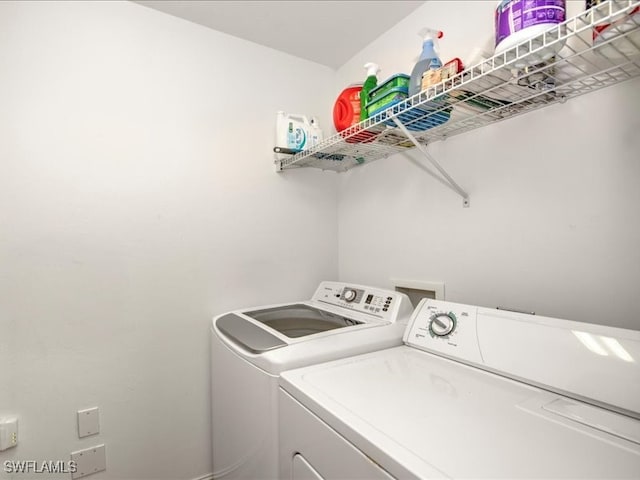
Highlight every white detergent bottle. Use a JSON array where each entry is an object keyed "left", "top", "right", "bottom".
[
  {"left": 409, "top": 28, "right": 443, "bottom": 97},
  {"left": 275, "top": 111, "right": 312, "bottom": 152}
]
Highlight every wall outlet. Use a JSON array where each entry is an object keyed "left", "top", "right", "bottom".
[
  {"left": 0, "top": 418, "right": 18, "bottom": 451},
  {"left": 71, "top": 444, "right": 106, "bottom": 479},
  {"left": 77, "top": 407, "right": 100, "bottom": 438}
]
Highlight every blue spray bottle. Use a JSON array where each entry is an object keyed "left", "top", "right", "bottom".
[{"left": 409, "top": 28, "right": 443, "bottom": 97}]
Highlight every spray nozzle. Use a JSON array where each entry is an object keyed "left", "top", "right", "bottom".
[
  {"left": 419, "top": 28, "right": 444, "bottom": 42},
  {"left": 363, "top": 62, "right": 381, "bottom": 78}
]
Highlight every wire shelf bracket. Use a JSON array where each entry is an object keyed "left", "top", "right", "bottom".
[{"left": 391, "top": 117, "right": 470, "bottom": 207}]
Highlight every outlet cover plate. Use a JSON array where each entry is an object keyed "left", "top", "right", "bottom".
[
  {"left": 77, "top": 407, "right": 100, "bottom": 438},
  {"left": 71, "top": 444, "right": 106, "bottom": 479}
]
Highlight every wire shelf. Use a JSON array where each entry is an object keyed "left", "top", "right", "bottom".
[{"left": 276, "top": 0, "right": 640, "bottom": 173}]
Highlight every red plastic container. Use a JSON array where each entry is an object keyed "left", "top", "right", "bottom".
[
  {"left": 333, "top": 84, "right": 362, "bottom": 132},
  {"left": 333, "top": 84, "right": 378, "bottom": 144}
]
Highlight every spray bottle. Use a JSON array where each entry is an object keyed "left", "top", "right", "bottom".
[
  {"left": 309, "top": 117, "right": 323, "bottom": 147},
  {"left": 360, "top": 62, "right": 381, "bottom": 121},
  {"left": 409, "top": 29, "right": 443, "bottom": 97}
]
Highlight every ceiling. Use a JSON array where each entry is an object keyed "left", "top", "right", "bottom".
[{"left": 134, "top": 1, "right": 425, "bottom": 69}]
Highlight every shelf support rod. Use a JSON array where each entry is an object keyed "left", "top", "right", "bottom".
[{"left": 392, "top": 117, "right": 470, "bottom": 208}]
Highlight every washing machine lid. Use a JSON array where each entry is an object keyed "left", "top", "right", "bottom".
[
  {"left": 216, "top": 313, "right": 287, "bottom": 353},
  {"left": 280, "top": 347, "right": 640, "bottom": 479},
  {"left": 214, "top": 282, "right": 415, "bottom": 354},
  {"left": 243, "top": 304, "right": 363, "bottom": 339}
]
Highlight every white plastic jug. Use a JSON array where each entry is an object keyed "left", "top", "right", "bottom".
[{"left": 276, "top": 111, "right": 312, "bottom": 152}]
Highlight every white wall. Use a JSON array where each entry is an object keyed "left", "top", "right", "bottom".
[
  {"left": 0, "top": 1, "right": 338, "bottom": 479},
  {"left": 1, "top": 1, "right": 638, "bottom": 478},
  {"left": 336, "top": 1, "right": 640, "bottom": 329}
]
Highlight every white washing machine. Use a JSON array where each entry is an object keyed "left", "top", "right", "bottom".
[
  {"left": 210, "top": 281, "right": 413, "bottom": 480},
  {"left": 279, "top": 299, "right": 640, "bottom": 479}
]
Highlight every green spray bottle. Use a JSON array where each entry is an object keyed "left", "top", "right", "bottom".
[{"left": 360, "top": 62, "right": 381, "bottom": 121}]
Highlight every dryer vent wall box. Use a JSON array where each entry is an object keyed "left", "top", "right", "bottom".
[{"left": 392, "top": 279, "right": 445, "bottom": 307}]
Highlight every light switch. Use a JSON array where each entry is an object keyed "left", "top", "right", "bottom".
[
  {"left": 77, "top": 408, "right": 99, "bottom": 438},
  {"left": 71, "top": 444, "right": 106, "bottom": 479}
]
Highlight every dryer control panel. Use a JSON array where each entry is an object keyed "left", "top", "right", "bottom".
[
  {"left": 404, "top": 298, "right": 640, "bottom": 416},
  {"left": 312, "top": 281, "right": 411, "bottom": 322},
  {"left": 404, "top": 299, "right": 484, "bottom": 364}
]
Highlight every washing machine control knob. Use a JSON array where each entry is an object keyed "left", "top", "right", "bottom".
[
  {"left": 429, "top": 313, "right": 456, "bottom": 337},
  {"left": 343, "top": 288, "right": 357, "bottom": 302}
]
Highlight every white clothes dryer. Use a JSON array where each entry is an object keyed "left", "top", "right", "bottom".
[
  {"left": 210, "top": 281, "right": 413, "bottom": 480},
  {"left": 279, "top": 299, "right": 640, "bottom": 479}
]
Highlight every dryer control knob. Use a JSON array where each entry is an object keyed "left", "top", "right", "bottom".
[
  {"left": 343, "top": 289, "right": 357, "bottom": 302},
  {"left": 430, "top": 313, "right": 456, "bottom": 337}
]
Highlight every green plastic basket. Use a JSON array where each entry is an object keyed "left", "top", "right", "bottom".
[{"left": 368, "top": 74, "right": 410, "bottom": 102}]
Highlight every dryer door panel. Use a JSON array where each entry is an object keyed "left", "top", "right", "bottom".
[{"left": 279, "top": 389, "right": 395, "bottom": 480}]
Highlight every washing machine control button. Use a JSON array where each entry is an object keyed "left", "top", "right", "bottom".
[
  {"left": 430, "top": 313, "right": 456, "bottom": 337},
  {"left": 343, "top": 289, "right": 357, "bottom": 302}
]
